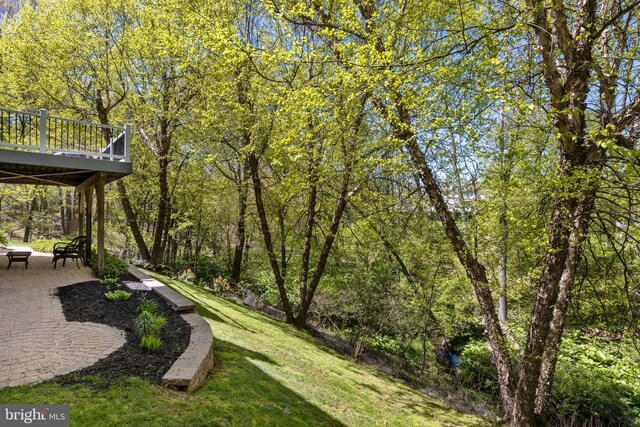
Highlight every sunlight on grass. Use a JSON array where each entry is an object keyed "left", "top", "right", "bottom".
[
  {"left": 147, "top": 272, "right": 491, "bottom": 427},
  {"left": 0, "top": 272, "right": 493, "bottom": 426}
]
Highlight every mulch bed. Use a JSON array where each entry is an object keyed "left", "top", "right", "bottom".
[{"left": 56, "top": 280, "right": 191, "bottom": 387}]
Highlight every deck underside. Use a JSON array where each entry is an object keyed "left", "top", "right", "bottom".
[{"left": 0, "top": 149, "right": 131, "bottom": 186}]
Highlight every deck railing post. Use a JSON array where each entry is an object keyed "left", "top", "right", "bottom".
[
  {"left": 124, "top": 124, "right": 132, "bottom": 162},
  {"left": 39, "top": 109, "right": 48, "bottom": 153}
]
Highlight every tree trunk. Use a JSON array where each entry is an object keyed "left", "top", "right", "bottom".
[
  {"left": 67, "top": 190, "right": 78, "bottom": 233},
  {"left": 244, "top": 234, "right": 251, "bottom": 267},
  {"left": 512, "top": 156, "right": 601, "bottom": 423},
  {"left": 160, "top": 201, "right": 173, "bottom": 265},
  {"left": 293, "top": 96, "right": 368, "bottom": 327},
  {"left": 534, "top": 255, "right": 575, "bottom": 415},
  {"left": 248, "top": 152, "right": 296, "bottom": 323},
  {"left": 511, "top": 195, "right": 571, "bottom": 423},
  {"left": 294, "top": 168, "right": 355, "bottom": 327},
  {"left": 94, "top": 90, "right": 150, "bottom": 262},
  {"left": 23, "top": 194, "right": 37, "bottom": 242},
  {"left": 278, "top": 208, "right": 287, "bottom": 279},
  {"left": 59, "top": 188, "right": 68, "bottom": 235},
  {"left": 151, "top": 154, "right": 170, "bottom": 265},
  {"left": 230, "top": 162, "right": 249, "bottom": 285},
  {"left": 116, "top": 180, "right": 151, "bottom": 261},
  {"left": 388, "top": 100, "right": 516, "bottom": 412},
  {"left": 534, "top": 191, "right": 596, "bottom": 415},
  {"left": 498, "top": 212, "right": 508, "bottom": 323},
  {"left": 298, "top": 177, "right": 318, "bottom": 312}
]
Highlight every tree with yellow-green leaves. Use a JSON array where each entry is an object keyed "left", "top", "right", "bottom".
[
  {"left": 1, "top": 0, "right": 639, "bottom": 423},
  {"left": 272, "top": 0, "right": 640, "bottom": 422}
]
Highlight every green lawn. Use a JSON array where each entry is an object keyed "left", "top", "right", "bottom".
[{"left": 0, "top": 273, "right": 493, "bottom": 426}]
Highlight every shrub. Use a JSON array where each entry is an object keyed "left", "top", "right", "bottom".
[
  {"left": 458, "top": 336, "right": 640, "bottom": 425},
  {"left": 100, "top": 278, "right": 120, "bottom": 287},
  {"left": 239, "top": 279, "right": 268, "bottom": 297},
  {"left": 30, "top": 239, "right": 58, "bottom": 253},
  {"left": 129, "top": 258, "right": 153, "bottom": 270},
  {"left": 369, "top": 334, "right": 401, "bottom": 355},
  {"left": 90, "top": 247, "right": 129, "bottom": 279},
  {"left": 138, "top": 297, "right": 158, "bottom": 314},
  {"left": 192, "top": 256, "right": 226, "bottom": 285},
  {"left": 553, "top": 360, "right": 635, "bottom": 425},
  {"left": 458, "top": 340, "right": 499, "bottom": 394},
  {"left": 134, "top": 297, "right": 166, "bottom": 351},
  {"left": 0, "top": 230, "right": 8, "bottom": 247},
  {"left": 140, "top": 335, "right": 162, "bottom": 351},
  {"left": 178, "top": 268, "right": 196, "bottom": 283},
  {"left": 154, "top": 264, "right": 172, "bottom": 275},
  {"left": 551, "top": 335, "right": 640, "bottom": 425},
  {"left": 211, "top": 276, "right": 231, "bottom": 293},
  {"left": 105, "top": 290, "right": 132, "bottom": 301}
]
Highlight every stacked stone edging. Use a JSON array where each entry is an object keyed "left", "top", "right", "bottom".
[{"left": 128, "top": 265, "right": 213, "bottom": 392}]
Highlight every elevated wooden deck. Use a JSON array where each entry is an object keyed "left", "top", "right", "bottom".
[
  {"left": 0, "top": 108, "right": 131, "bottom": 187},
  {"left": 0, "top": 107, "right": 132, "bottom": 276}
]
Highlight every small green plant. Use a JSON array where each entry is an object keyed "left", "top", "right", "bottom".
[
  {"left": 134, "top": 296, "right": 165, "bottom": 351},
  {"left": 0, "top": 230, "right": 8, "bottom": 247},
  {"left": 140, "top": 335, "right": 162, "bottom": 351},
  {"left": 134, "top": 310, "right": 166, "bottom": 337},
  {"left": 100, "top": 278, "right": 120, "bottom": 286},
  {"left": 105, "top": 290, "right": 132, "bottom": 301},
  {"left": 138, "top": 297, "right": 158, "bottom": 314},
  {"left": 90, "top": 247, "right": 128, "bottom": 279}
]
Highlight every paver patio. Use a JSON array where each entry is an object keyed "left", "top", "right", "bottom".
[{"left": 0, "top": 247, "right": 125, "bottom": 387}]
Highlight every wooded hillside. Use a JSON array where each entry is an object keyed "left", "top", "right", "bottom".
[{"left": 1, "top": 0, "right": 639, "bottom": 424}]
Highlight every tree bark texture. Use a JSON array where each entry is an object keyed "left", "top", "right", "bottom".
[
  {"left": 231, "top": 161, "right": 250, "bottom": 285},
  {"left": 151, "top": 149, "right": 170, "bottom": 265},
  {"left": 248, "top": 152, "right": 296, "bottom": 323},
  {"left": 116, "top": 180, "right": 151, "bottom": 261},
  {"left": 22, "top": 194, "right": 37, "bottom": 242}
]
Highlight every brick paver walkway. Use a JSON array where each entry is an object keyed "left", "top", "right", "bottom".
[{"left": 0, "top": 247, "right": 125, "bottom": 387}]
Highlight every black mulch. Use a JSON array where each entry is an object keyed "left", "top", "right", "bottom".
[{"left": 56, "top": 280, "right": 191, "bottom": 387}]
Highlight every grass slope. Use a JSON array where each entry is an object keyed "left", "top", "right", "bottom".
[{"left": 0, "top": 273, "right": 491, "bottom": 426}]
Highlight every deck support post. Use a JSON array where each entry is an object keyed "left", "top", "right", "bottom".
[
  {"left": 78, "top": 190, "right": 85, "bottom": 237},
  {"left": 85, "top": 186, "right": 94, "bottom": 266},
  {"left": 96, "top": 174, "right": 105, "bottom": 277},
  {"left": 124, "top": 124, "right": 132, "bottom": 162},
  {"left": 38, "top": 109, "right": 48, "bottom": 154}
]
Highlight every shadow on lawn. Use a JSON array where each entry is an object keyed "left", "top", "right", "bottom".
[
  {"left": 179, "top": 281, "right": 329, "bottom": 345},
  {"left": 154, "top": 275, "right": 488, "bottom": 426},
  {"left": 196, "top": 303, "right": 256, "bottom": 334},
  {"left": 202, "top": 337, "right": 346, "bottom": 426}
]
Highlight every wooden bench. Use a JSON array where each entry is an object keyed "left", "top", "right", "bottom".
[{"left": 6, "top": 251, "right": 31, "bottom": 269}]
